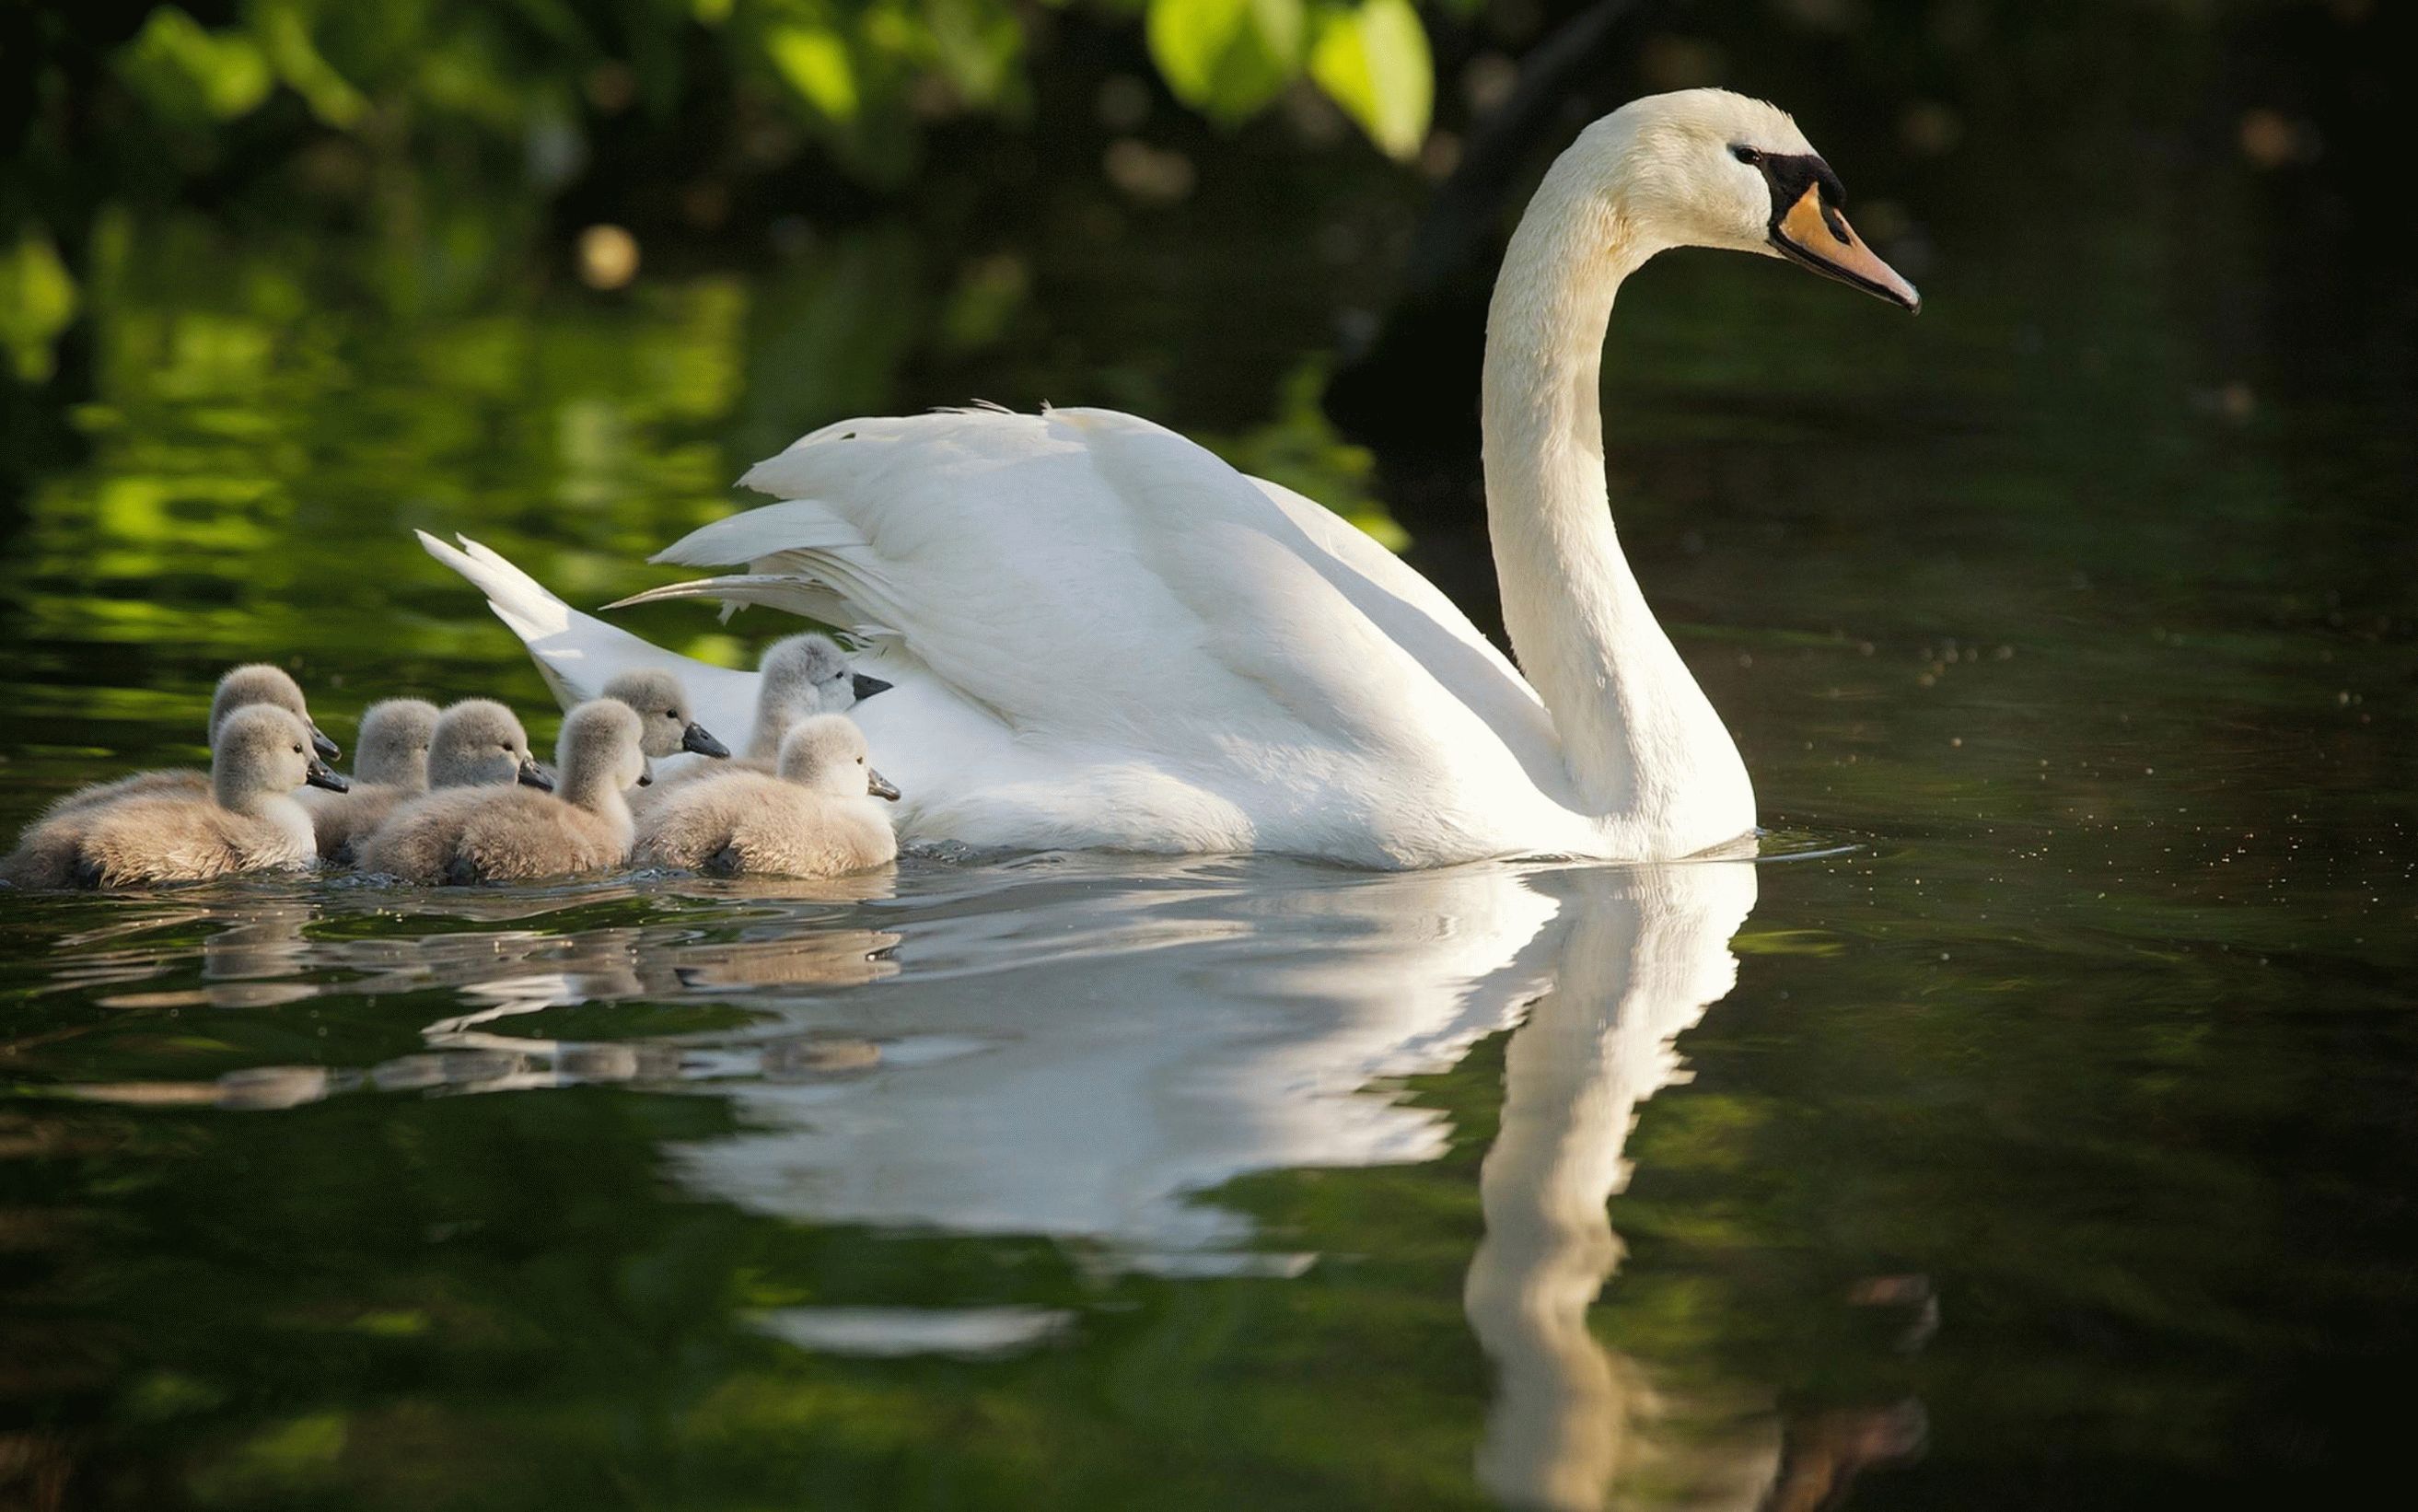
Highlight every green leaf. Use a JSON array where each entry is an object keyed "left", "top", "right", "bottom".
[
  {"left": 117, "top": 7, "right": 275, "bottom": 125},
  {"left": 245, "top": 0, "right": 369, "bottom": 127},
  {"left": 765, "top": 24, "right": 860, "bottom": 122},
  {"left": 0, "top": 225, "right": 78, "bottom": 383},
  {"left": 924, "top": 0, "right": 1027, "bottom": 107},
  {"left": 1308, "top": 0, "right": 1432, "bottom": 160},
  {"left": 1145, "top": 0, "right": 1308, "bottom": 124}
]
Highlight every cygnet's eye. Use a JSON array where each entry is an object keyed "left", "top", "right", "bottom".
[
  {"left": 1730, "top": 145, "right": 1762, "bottom": 165},
  {"left": 664, "top": 708, "right": 678, "bottom": 719},
  {"left": 856, "top": 756, "right": 865, "bottom": 764},
  {"left": 292, "top": 744, "right": 303, "bottom": 754}
]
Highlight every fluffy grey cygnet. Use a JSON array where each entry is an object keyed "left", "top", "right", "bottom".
[
  {"left": 634, "top": 634, "right": 861, "bottom": 813},
  {"left": 325, "top": 699, "right": 550, "bottom": 866},
  {"left": 424, "top": 699, "right": 551, "bottom": 789},
  {"left": 39, "top": 663, "right": 341, "bottom": 821},
  {"left": 635, "top": 714, "right": 900, "bottom": 878},
  {"left": 602, "top": 668, "right": 729, "bottom": 762},
  {"left": 299, "top": 697, "right": 439, "bottom": 863},
  {"left": 358, "top": 700, "right": 645, "bottom": 884},
  {"left": 3, "top": 706, "right": 348, "bottom": 889}
]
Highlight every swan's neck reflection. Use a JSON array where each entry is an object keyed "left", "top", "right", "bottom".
[{"left": 1466, "top": 862, "right": 1764, "bottom": 1512}]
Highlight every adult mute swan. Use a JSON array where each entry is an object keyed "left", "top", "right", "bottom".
[{"left": 427, "top": 89, "right": 1915, "bottom": 868}]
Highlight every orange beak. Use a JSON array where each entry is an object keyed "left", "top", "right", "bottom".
[{"left": 1771, "top": 183, "right": 1920, "bottom": 312}]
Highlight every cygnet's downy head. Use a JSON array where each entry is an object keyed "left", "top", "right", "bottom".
[
  {"left": 353, "top": 698, "right": 440, "bottom": 787},
  {"left": 602, "top": 669, "right": 727, "bottom": 761},
  {"left": 429, "top": 700, "right": 551, "bottom": 790},
  {"left": 777, "top": 715, "right": 901, "bottom": 802},
  {"left": 1573, "top": 88, "right": 1917, "bottom": 311},
  {"left": 764, "top": 634, "right": 892, "bottom": 714},
  {"left": 214, "top": 705, "right": 347, "bottom": 808},
  {"left": 211, "top": 663, "right": 341, "bottom": 762},
  {"left": 557, "top": 699, "right": 648, "bottom": 797},
  {"left": 744, "top": 635, "right": 892, "bottom": 758}
]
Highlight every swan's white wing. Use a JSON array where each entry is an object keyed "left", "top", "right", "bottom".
[
  {"left": 413, "top": 531, "right": 759, "bottom": 740},
  {"left": 662, "top": 408, "right": 1564, "bottom": 808},
  {"left": 1237, "top": 474, "right": 1558, "bottom": 762}
]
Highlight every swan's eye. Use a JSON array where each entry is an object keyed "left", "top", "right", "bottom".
[
  {"left": 1731, "top": 145, "right": 1762, "bottom": 165},
  {"left": 665, "top": 709, "right": 678, "bottom": 719},
  {"left": 292, "top": 744, "right": 303, "bottom": 754}
]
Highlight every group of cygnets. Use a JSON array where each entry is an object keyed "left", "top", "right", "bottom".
[{"left": 2, "top": 634, "right": 901, "bottom": 890}]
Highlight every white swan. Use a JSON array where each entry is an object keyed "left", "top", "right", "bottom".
[{"left": 425, "top": 89, "right": 1914, "bottom": 868}]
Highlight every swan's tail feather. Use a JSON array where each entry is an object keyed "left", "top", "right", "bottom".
[
  {"left": 415, "top": 529, "right": 571, "bottom": 647},
  {"left": 413, "top": 530, "right": 761, "bottom": 721}
]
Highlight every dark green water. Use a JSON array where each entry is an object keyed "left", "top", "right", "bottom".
[{"left": 6, "top": 24, "right": 2418, "bottom": 1510}]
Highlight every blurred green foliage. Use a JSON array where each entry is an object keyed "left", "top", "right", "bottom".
[
  {"left": 58, "top": 0, "right": 1438, "bottom": 174},
  {"left": 4, "top": 0, "right": 1454, "bottom": 402}
]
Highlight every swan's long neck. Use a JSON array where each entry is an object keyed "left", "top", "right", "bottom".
[{"left": 1482, "top": 161, "right": 1750, "bottom": 840}]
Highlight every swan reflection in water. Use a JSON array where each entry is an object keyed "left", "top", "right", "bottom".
[
  {"left": 670, "top": 855, "right": 1921, "bottom": 1507},
  {"left": 45, "top": 855, "right": 1920, "bottom": 1506}
]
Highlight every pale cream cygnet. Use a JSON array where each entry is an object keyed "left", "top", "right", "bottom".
[
  {"left": 341, "top": 698, "right": 552, "bottom": 866},
  {"left": 299, "top": 697, "right": 438, "bottom": 864},
  {"left": 4, "top": 706, "right": 348, "bottom": 889},
  {"left": 634, "top": 634, "right": 855, "bottom": 810},
  {"left": 635, "top": 714, "right": 900, "bottom": 878},
  {"left": 602, "top": 667, "right": 729, "bottom": 762},
  {"left": 40, "top": 663, "right": 341, "bottom": 822},
  {"left": 358, "top": 700, "right": 645, "bottom": 884}
]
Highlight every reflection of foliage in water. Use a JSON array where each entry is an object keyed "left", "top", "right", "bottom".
[{"left": 0, "top": 187, "right": 1400, "bottom": 804}]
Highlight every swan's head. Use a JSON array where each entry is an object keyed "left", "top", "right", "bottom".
[
  {"left": 215, "top": 705, "right": 346, "bottom": 808},
  {"left": 431, "top": 699, "right": 551, "bottom": 790},
  {"left": 212, "top": 663, "right": 341, "bottom": 762},
  {"left": 353, "top": 698, "right": 439, "bottom": 788},
  {"left": 777, "top": 715, "right": 901, "bottom": 802},
  {"left": 559, "top": 699, "right": 649, "bottom": 796},
  {"left": 1583, "top": 88, "right": 1918, "bottom": 311},
  {"left": 602, "top": 668, "right": 729, "bottom": 761}
]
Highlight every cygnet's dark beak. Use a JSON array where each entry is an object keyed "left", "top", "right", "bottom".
[
  {"left": 517, "top": 756, "right": 554, "bottom": 791},
  {"left": 681, "top": 722, "right": 730, "bottom": 758},
  {"left": 851, "top": 673, "right": 893, "bottom": 702},
  {"left": 305, "top": 755, "right": 349, "bottom": 793},
  {"left": 309, "top": 724, "right": 342, "bottom": 762},
  {"left": 866, "top": 768, "right": 901, "bottom": 802}
]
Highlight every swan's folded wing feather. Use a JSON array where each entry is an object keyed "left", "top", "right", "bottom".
[
  {"left": 1238, "top": 474, "right": 1557, "bottom": 760},
  {"left": 603, "top": 574, "right": 866, "bottom": 632}
]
